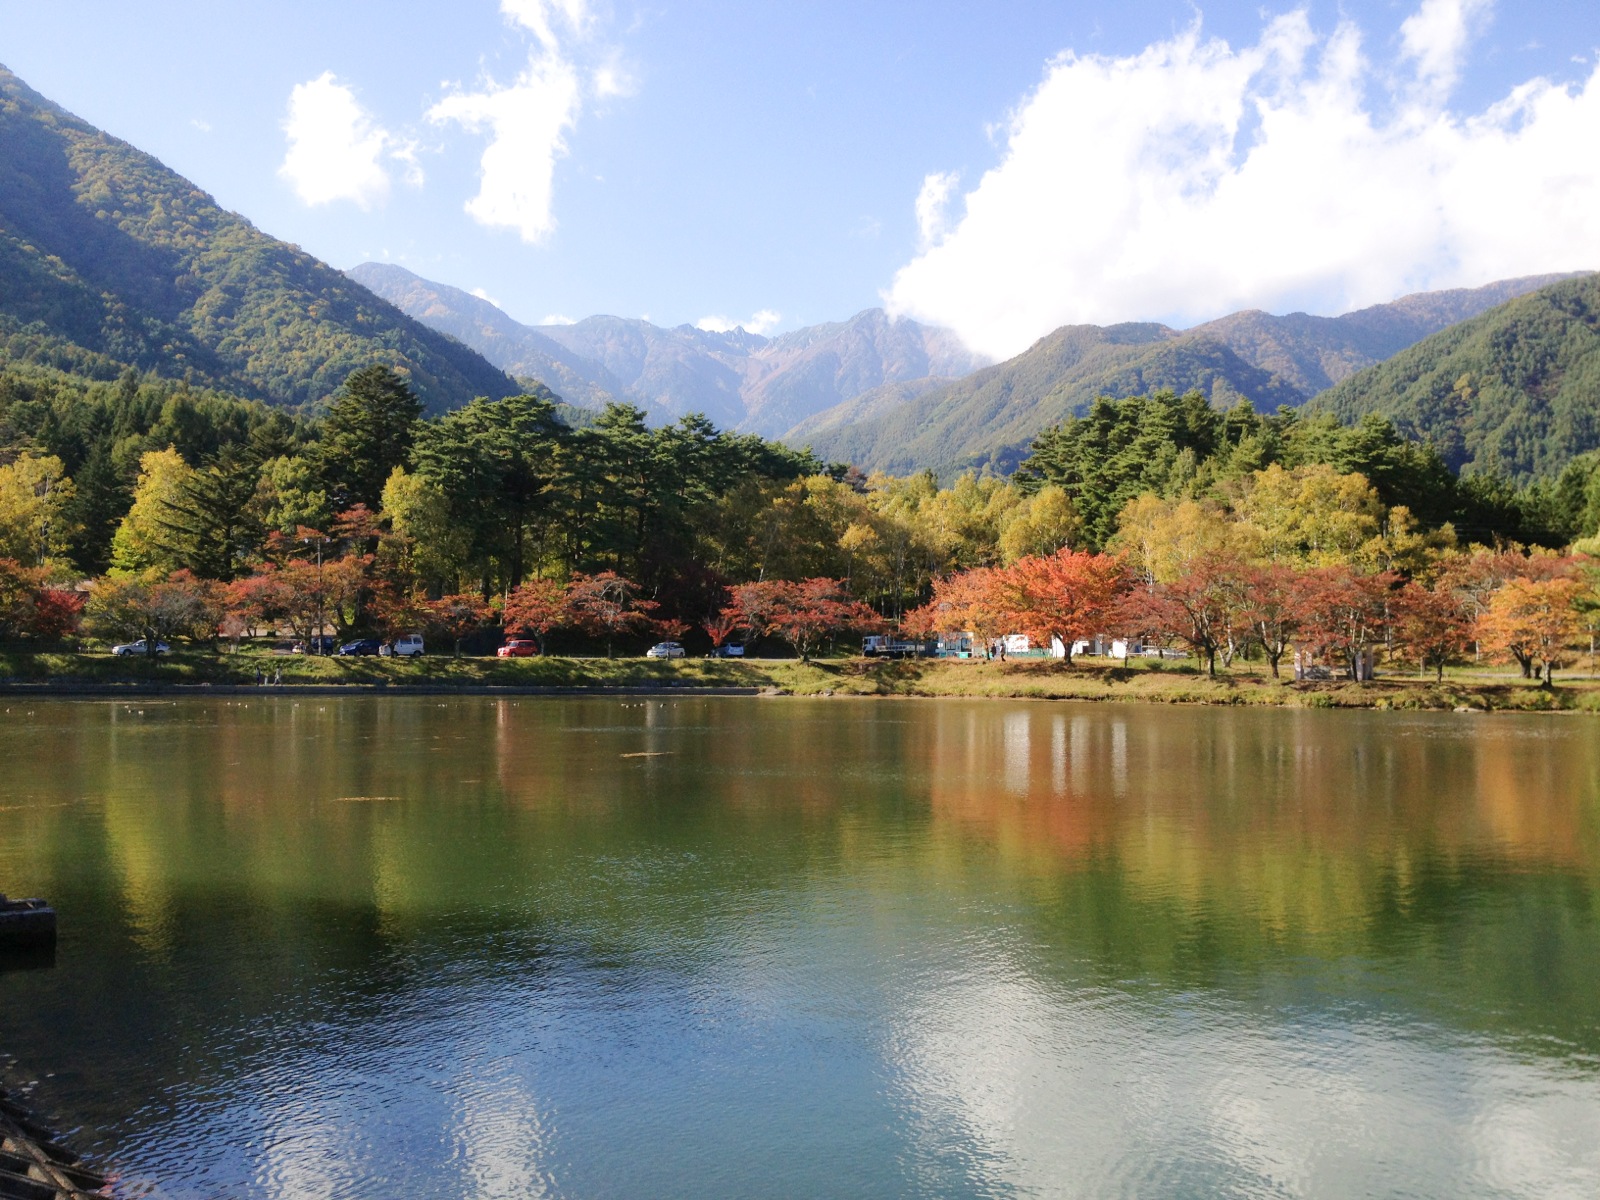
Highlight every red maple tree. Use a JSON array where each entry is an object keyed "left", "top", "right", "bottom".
[{"left": 503, "top": 577, "right": 569, "bottom": 653}]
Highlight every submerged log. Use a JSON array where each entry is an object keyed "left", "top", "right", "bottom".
[
  {"left": 0, "top": 1088, "right": 109, "bottom": 1199},
  {"left": 0, "top": 899, "right": 55, "bottom": 950}
]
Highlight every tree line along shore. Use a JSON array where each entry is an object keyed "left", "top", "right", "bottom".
[{"left": 3, "top": 365, "right": 1600, "bottom": 698}]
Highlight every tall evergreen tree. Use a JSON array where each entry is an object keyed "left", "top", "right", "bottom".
[{"left": 319, "top": 366, "right": 424, "bottom": 511}]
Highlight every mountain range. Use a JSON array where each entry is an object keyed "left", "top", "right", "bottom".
[
  {"left": 788, "top": 274, "right": 1583, "bottom": 476},
  {"left": 347, "top": 262, "right": 986, "bottom": 436},
  {"left": 0, "top": 63, "right": 515, "bottom": 413}
]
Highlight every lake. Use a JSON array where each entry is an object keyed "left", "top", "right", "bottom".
[{"left": 1, "top": 696, "right": 1598, "bottom": 1198}]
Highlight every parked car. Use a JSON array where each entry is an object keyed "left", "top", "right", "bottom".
[
  {"left": 497, "top": 639, "right": 540, "bottom": 658},
  {"left": 110, "top": 639, "right": 170, "bottom": 656},
  {"left": 709, "top": 643, "right": 745, "bottom": 658},
  {"left": 383, "top": 634, "right": 425, "bottom": 657},
  {"left": 645, "top": 641, "right": 685, "bottom": 659},
  {"left": 294, "top": 635, "right": 337, "bottom": 655},
  {"left": 337, "top": 638, "right": 383, "bottom": 657}
]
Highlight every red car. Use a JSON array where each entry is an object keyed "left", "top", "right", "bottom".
[{"left": 497, "top": 639, "right": 540, "bottom": 658}]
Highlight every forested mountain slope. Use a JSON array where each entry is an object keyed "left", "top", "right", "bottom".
[
  {"left": 0, "top": 65, "right": 516, "bottom": 414},
  {"left": 1305, "top": 273, "right": 1600, "bottom": 482},
  {"left": 793, "top": 275, "right": 1579, "bottom": 475},
  {"left": 351, "top": 263, "right": 985, "bottom": 435}
]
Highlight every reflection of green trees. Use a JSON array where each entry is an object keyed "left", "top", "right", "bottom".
[{"left": 3, "top": 699, "right": 1599, "bottom": 1135}]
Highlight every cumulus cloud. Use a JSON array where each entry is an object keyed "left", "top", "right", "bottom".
[
  {"left": 430, "top": 0, "right": 613, "bottom": 243},
  {"left": 280, "top": 73, "right": 413, "bottom": 208},
  {"left": 696, "top": 309, "right": 782, "bottom": 336},
  {"left": 886, "top": 0, "right": 1600, "bottom": 360}
]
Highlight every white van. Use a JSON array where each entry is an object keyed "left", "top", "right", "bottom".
[{"left": 383, "top": 634, "right": 425, "bottom": 657}]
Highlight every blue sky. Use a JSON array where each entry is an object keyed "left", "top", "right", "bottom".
[{"left": 3, "top": 1, "right": 1599, "bottom": 356}]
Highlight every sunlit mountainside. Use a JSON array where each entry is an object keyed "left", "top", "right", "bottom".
[
  {"left": 0, "top": 64, "right": 516, "bottom": 414},
  {"left": 791, "top": 274, "right": 1586, "bottom": 477}
]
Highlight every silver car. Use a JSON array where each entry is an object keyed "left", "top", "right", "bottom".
[
  {"left": 645, "top": 641, "right": 685, "bottom": 659},
  {"left": 111, "top": 639, "right": 170, "bottom": 656}
]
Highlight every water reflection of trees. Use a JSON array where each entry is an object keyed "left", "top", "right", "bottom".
[
  {"left": 4, "top": 697, "right": 1598, "bottom": 1147},
  {"left": 913, "top": 703, "right": 1600, "bottom": 1055}
]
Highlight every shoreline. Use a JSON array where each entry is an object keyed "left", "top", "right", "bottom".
[{"left": 3, "top": 654, "right": 1597, "bottom": 712}]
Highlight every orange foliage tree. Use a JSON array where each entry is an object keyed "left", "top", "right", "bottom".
[
  {"left": 763, "top": 578, "right": 883, "bottom": 662},
  {"left": 908, "top": 568, "right": 1009, "bottom": 646},
  {"left": 1119, "top": 556, "right": 1248, "bottom": 675},
  {"left": 426, "top": 593, "right": 494, "bottom": 657},
  {"left": 1477, "top": 577, "right": 1585, "bottom": 685},
  {"left": 995, "top": 550, "right": 1128, "bottom": 665},
  {"left": 1236, "top": 563, "right": 1301, "bottom": 678}
]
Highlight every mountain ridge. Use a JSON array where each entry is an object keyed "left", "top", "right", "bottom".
[
  {"left": 0, "top": 64, "right": 517, "bottom": 414},
  {"left": 791, "top": 273, "right": 1586, "bottom": 475},
  {"left": 349, "top": 262, "right": 989, "bottom": 435},
  {"left": 1303, "top": 272, "right": 1600, "bottom": 482}
]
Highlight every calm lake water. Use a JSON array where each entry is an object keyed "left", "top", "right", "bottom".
[{"left": 1, "top": 696, "right": 1598, "bottom": 1199}]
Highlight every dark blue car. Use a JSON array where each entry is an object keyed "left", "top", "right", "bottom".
[{"left": 337, "top": 638, "right": 383, "bottom": 656}]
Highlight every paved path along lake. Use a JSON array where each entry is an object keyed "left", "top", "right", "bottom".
[{"left": 1, "top": 697, "right": 1598, "bottom": 1198}]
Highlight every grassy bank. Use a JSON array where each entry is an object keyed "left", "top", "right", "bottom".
[{"left": 3, "top": 648, "right": 1598, "bottom": 711}]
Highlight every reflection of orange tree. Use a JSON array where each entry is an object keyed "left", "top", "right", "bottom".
[{"left": 919, "top": 705, "right": 1600, "bottom": 955}]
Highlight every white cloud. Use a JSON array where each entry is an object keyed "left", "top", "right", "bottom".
[
  {"left": 280, "top": 73, "right": 411, "bottom": 209},
  {"left": 470, "top": 287, "right": 502, "bottom": 307},
  {"left": 914, "top": 171, "right": 960, "bottom": 250},
  {"left": 540, "top": 314, "right": 577, "bottom": 325},
  {"left": 501, "top": 0, "right": 589, "bottom": 50},
  {"left": 1401, "top": 0, "right": 1494, "bottom": 100},
  {"left": 696, "top": 309, "right": 782, "bottom": 336},
  {"left": 886, "top": 0, "right": 1600, "bottom": 360},
  {"left": 430, "top": 0, "right": 624, "bottom": 244}
]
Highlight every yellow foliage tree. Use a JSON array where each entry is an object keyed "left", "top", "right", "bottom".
[
  {"left": 998, "top": 484, "right": 1082, "bottom": 564},
  {"left": 0, "top": 453, "right": 77, "bottom": 569},
  {"left": 1112, "top": 493, "right": 1252, "bottom": 584},
  {"left": 110, "top": 448, "right": 200, "bottom": 574},
  {"left": 1238, "top": 463, "right": 1383, "bottom": 565}
]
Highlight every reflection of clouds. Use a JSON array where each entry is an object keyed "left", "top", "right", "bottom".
[
  {"left": 451, "top": 1060, "right": 557, "bottom": 1200},
  {"left": 887, "top": 941, "right": 1600, "bottom": 1198}
]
